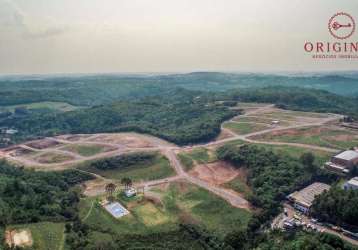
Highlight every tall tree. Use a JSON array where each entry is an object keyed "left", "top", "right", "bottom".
[
  {"left": 121, "top": 177, "right": 132, "bottom": 191},
  {"left": 105, "top": 183, "right": 117, "bottom": 201}
]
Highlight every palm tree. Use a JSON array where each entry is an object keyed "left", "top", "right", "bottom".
[
  {"left": 121, "top": 177, "right": 132, "bottom": 191},
  {"left": 105, "top": 183, "right": 117, "bottom": 201}
]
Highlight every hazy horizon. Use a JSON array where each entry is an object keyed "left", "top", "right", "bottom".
[{"left": 1, "top": 0, "right": 358, "bottom": 75}]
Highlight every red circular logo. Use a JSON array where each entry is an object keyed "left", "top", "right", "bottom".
[{"left": 328, "top": 12, "right": 355, "bottom": 40}]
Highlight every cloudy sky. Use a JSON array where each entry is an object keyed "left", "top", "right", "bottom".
[{"left": 0, "top": 0, "right": 357, "bottom": 74}]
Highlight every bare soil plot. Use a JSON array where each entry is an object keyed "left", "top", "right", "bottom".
[
  {"left": 188, "top": 161, "right": 240, "bottom": 185},
  {"left": 25, "top": 139, "right": 63, "bottom": 150},
  {"left": 83, "top": 178, "right": 112, "bottom": 197},
  {"left": 5, "top": 229, "right": 33, "bottom": 248},
  {"left": 61, "top": 143, "right": 116, "bottom": 157},
  {"left": 215, "top": 129, "right": 235, "bottom": 141},
  {"left": 90, "top": 134, "right": 155, "bottom": 148},
  {"left": 232, "top": 103, "right": 271, "bottom": 113},
  {"left": 56, "top": 134, "right": 93, "bottom": 141},
  {"left": 33, "top": 152, "right": 75, "bottom": 164},
  {"left": 250, "top": 126, "right": 358, "bottom": 150},
  {"left": 7, "top": 147, "right": 36, "bottom": 157}
]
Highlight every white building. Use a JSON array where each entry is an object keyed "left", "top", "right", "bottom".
[
  {"left": 124, "top": 187, "right": 137, "bottom": 197},
  {"left": 343, "top": 177, "right": 358, "bottom": 190},
  {"left": 288, "top": 182, "right": 331, "bottom": 214},
  {"left": 325, "top": 150, "right": 358, "bottom": 175}
]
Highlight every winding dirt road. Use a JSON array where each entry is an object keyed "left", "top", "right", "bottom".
[{"left": 0, "top": 105, "right": 344, "bottom": 209}]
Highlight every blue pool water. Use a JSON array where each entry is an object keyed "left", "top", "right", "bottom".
[{"left": 104, "top": 202, "right": 129, "bottom": 218}]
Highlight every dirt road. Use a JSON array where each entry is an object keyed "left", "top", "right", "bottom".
[{"left": 0, "top": 105, "right": 344, "bottom": 211}]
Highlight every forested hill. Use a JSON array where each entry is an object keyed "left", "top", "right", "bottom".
[
  {"left": 0, "top": 72, "right": 357, "bottom": 107},
  {"left": 2, "top": 86, "right": 358, "bottom": 147},
  {"left": 225, "top": 86, "right": 358, "bottom": 118},
  {"left": 0, "top": 89, "right": 238, "bottom": 146}
]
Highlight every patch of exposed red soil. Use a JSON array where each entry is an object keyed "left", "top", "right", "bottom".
[
  {"left": 9, "top": 148, "right": 35, "bottom": 157},
  {"left": 82, "top": 178, "right": 111, "bottom": 197},
  {"left": 189, "top": 161, "right": 239, "bottom": 185},
  {"left": 215, "top": 129, "right": 234, "bottom": 141}
]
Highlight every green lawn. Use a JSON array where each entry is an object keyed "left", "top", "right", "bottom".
[
  {"left": 80, "top": 182, "right": 251, "bottom": 239},
  {"left": 178, "top": 148, "right": 216, "bottom": 171},
  {"left": 8, "top": 222, "right": 65, "bottom": 250},
  {"left": 78, "top": 197, "right": 96, "bottom": 220},
  {"left": 233, "top": 116, "right": 290, "bottom": 126},
  {"left": 262, "top": 144, "right": 331, "bottom": 165},
  {"left": 223, "top": 177, "right": 252, "bottom": 197},
  {"left": 263, "top": 110, "right": 330, "bottom": 120},
  {"left": 224, "top": 122, "right": 269, "bottom": 135},
  {"left": 82, "top": 194, "right": 178, "bottom": 235},
  {"left": 171, "top": 183, "right": 251, "bottom": 237},
  {"left": 62, "top": 144, "right": 112, "bottom": 157},
  {"left": 177, "top": 153, "right": 194, "bottom": 171},
  {"left": 79, "top": 153, "right": 175, "bottom": 182},
  {"left": 252, "top": 127, "right": 358, "bottom": 150},
  {"left": 236, "top": 102, "right": 269, "bottom": 108}
]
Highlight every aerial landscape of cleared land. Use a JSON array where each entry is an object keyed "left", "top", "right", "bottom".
[{"left": 1, "top": 73, "right": 358, "bottom": 250}]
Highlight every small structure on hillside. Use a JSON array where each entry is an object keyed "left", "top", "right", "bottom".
[
  {"left": 325, "top": 150, "right": 358, "bottom": 175},
  {"left": 271, "top": 120, "right": 280, "bottom": 126},
  {"left": 125, "top": 187, "right": 137, "bottom": 198},
  {"left": 343, "top": 177, "right": 358, "bottom": 190},
  {"left": 287, "top": 182, "right": 330, "bottom": 214},
  {"left": 5, "top": 129, "right": 18, "bottom": 135}
]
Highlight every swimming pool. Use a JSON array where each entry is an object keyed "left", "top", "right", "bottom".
[{"left": 104, "top": 202, "right": 129, "bottom": 218}]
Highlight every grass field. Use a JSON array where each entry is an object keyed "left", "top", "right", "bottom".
[
  {"left": 80, "top": 182, "right": 251, "bottom": 238},
  {"left": 260, "top": 110, "right": 330, "bottom": 122},
  {"left": 236, "top": 102, "right": 269, "bottom": 108},
  {"left": 161, "top": 182, "right": 251, "bottom": 236},
  {"left": 233, "top": 116, "right": 290, "bottom": 126},
  {"left": 62, "top": 144, "right": 113, "bottom": 157},
  {"left": 257, "top": 144, "right": 332, "bottom": 164},
  {"left": 81, "top": 194, "right": 177, "bottom": 235},
  {"left": 251, "top": 126, "right": 358, "bottom": 150},
  {"left": 223, "top": 177, "right": 252, "bottom": 197},
  {"left": 177, "top": 153, "right": 194, "bottom": 171},
  {"left": 79, "top": 153, "right": 175, "bottom": 182},
  {"left": 8, "top": 222, "right": 65, "bottom": 250},
  {"left": 0, "top": 101, "right": 81, "bottom": 112},
  {"left": 178, "top": 148, "right": 216, "bottom": 171},
  {"left": 224, "top": 122, "right": 269, "bottom": 135}
]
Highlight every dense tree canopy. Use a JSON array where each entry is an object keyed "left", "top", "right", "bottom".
[
  {"left": 0, "top": 89, "right": 238, "bottom": 147},
  {"left": 255, "top": 231, "right": 357, "bottom": 250},
  {"left": 0, "top": 160, "right": 93, "bottom": 226},
  {"left": 311, "top": 187, "right": 358, "bottom": 229},
  {"left": 89, "top": 152, "right": 156, "bottom": 171},
  {"left": 216, "top": 144, "right": 334, "bottom": 221}
]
